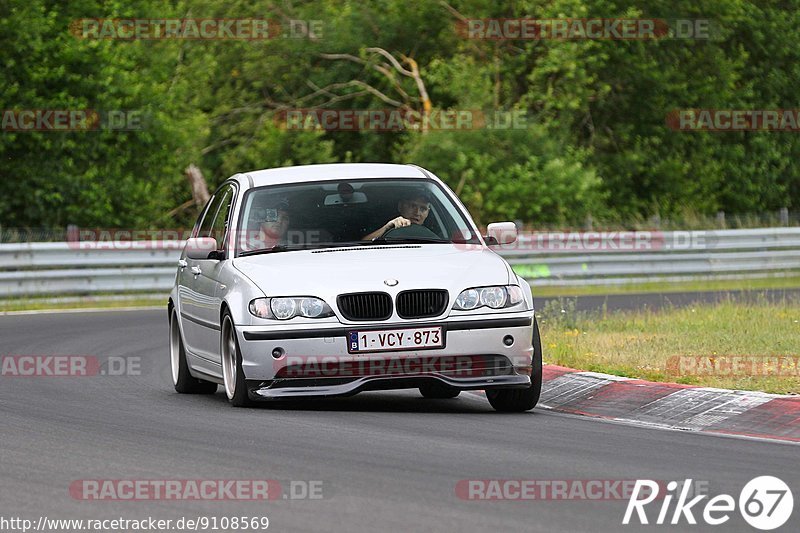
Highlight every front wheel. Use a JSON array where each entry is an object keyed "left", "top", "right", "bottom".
[
  {"left": 221, "top": 312, "right": 254, "bottom": 407},
  {"left": 486, "top": 318, "right": 542, "bottom": 412}
]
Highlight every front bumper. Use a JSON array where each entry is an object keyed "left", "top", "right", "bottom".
[{"left": 236, "top": 313, "right": 535, "bottom": 399}]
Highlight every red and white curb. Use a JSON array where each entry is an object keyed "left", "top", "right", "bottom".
[{"left": 538, "top": 365, "right": 800, "bottom": 444}]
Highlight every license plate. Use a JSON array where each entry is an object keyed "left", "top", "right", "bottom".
[{"left": 347, "top": 326, "right": 444, "bottom": 353}]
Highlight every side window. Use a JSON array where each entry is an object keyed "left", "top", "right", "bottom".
[
  {"left": 210, "top": 186, "right": 235, "bottom": 249},
  {"left": 196, "top": 184, "right": 235, "bottom": 249},
  {"left": 196, "top": 194, "right": 224, "bottom": 239}
]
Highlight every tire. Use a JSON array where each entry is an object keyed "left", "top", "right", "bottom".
[
  {"left": 419, "top": 382, "right": 460, "bottom": 399},
  {"left": 221, "top": 311, "right": 254, "bottom": 407},
  {"left": 486, "top": 318, "right": 542, "bottom": 412},
  {"left": 170, "top": 310, "right": 217, "bottom": 394}
]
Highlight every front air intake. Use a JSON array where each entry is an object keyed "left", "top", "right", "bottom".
[
  {"left": 396, "top": 289, "right": 448, "bottom": 319},
  {"left": 337, "top": 292, "right": 393, "bottom": 321}
]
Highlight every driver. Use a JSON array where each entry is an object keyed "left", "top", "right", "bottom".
[{"left": 362, "top": 189, "right": 432, "bottom": 240}]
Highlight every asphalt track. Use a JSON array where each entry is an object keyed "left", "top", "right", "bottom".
[{"left": 1, "top": 309, "right": 799, "bottom": 532}]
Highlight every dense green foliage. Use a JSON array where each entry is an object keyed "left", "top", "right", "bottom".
[{"left": 1, "top": 0, "right": 798, "bottom": 228}]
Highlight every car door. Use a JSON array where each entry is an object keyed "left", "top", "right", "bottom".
[{"left": 179, "top": 184, "right": 235, "bottom": 362}]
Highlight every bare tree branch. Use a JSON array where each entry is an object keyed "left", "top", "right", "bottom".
[
  {"left": 302, "top": 80, "right": 407, "bottom": 109},
  {"left": 349, "top": 80, "right": 406, "bottom": 108},
  {"left": 200, "top": 139, "right": 236, "bottom": 155},
  {"left": 166, "top": 199, "right": 196, "bottom": 218},
  {"left": 317, "top": 47, "right": 432, "bottom": 132},
  {"left": 366, "top": 47, "right": 414, "bottom": 77},
  {"left": 319, "top": 52, "right": 366, "bottom": 66},
  {"left": 319, "top": 52, "right": 411, "bottom": 101},
  {"left": 184, "top": 164, "right": 210, "bottom": 208},
  {"left": 438, "top": 1, "right": 489, "bottom": 59},
  {"left": 400, "top": 54, "right": 432, "bottom": 132},
  {"left": 439, "top": 0, "right": 468, "bottom": 23}
]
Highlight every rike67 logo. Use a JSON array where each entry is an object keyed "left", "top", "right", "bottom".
[{"left": 624, "top": 476, "right": 793, "bottom": 530}]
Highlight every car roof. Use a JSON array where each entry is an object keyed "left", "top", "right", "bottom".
[{"left": 239, "top": 163, "right": 432, "bottom": 188}]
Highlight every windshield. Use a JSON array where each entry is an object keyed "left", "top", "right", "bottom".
[{"left": 235, "top": 178, "right": 481, "bottom": 255}]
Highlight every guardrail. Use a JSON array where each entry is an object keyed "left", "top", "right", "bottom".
[
  {"left": 499, "top": 227, "right": 800, "bottom": 286},
  {"left": 1, "top": 228, "right": 799, "bottom": 296},
  {"left": 0, "top": 241, "right": 181, "bottom": 297}
]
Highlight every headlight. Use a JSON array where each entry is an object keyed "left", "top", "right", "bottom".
[
  {"left": 271, "top": 298, "right": 297, "bottom": 320},
  {"left": 249, "top": 297, "right": 334, "bottom": 320},
  {"left": 480, "top": 287, "right": 507, "bottom": 308},
  {"left": 300, "top": 298, "right": 326, "bottom": 318},
  {"left": 249, "top": 298, "right": 271, "bottom": 318},
  {"left": 454, "top": 288, "right": 480, "bottom": 310},
  {"left": 453, "top": 286, "right": 525, "bottom": 311}
]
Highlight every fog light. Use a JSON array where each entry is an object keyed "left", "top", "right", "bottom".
[
  {"left": 271, "top": 347, "right": 284, "bottom": 359},
  {"left": 503, "top": 335, "right": 514, "bottom": 346}
]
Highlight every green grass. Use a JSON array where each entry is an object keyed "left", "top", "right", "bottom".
[
  {"left": 530, "top": 275, "right": 800, "bottom": 298},
  {"left": 538, "top": 295, "right": 800, "bottom": 394}
]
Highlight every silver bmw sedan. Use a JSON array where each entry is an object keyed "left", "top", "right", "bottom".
[{"left": 169, "top": 163, "right": 541, "bottom": 411}]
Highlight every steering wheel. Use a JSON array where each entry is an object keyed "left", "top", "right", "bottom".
[{"left": 382, "top": 223, "right": 441, "bottom": 240}]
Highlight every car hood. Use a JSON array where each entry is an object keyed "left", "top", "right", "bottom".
[{"left": 232, "top": 244, "right": 511, "bottom": 298}]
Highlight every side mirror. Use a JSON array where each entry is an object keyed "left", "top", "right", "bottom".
[
  {"left": 485, "top": 222, "right": 517, "bottom": 245},
  {"left": 185, "top": 237, "right": 219, "bottom": 260}
]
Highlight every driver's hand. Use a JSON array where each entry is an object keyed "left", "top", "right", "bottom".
[{"left": 386, "top": 216, "right": 411, "bottom": 230}]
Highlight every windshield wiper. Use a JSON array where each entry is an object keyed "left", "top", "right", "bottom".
[
  {"left": 369, "top": 237, "right": 451, "bottom": 245},
  {"left": 239, "top": 242, "right": 365, "bottom": 256},
  {"left": 238, "top": 244, "right": 290, "bottom": 256}
]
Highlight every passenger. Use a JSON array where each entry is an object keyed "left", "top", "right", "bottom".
[{"left": 253, "top": 197, "right": 290, "bottom": 248}]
